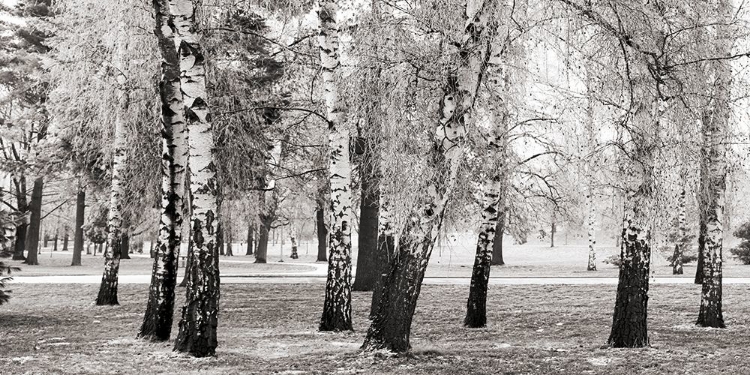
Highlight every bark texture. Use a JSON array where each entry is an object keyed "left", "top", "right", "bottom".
[
  {"left": 352, "top": 137, "right": 379, "bottom": 291},
  {"left": 696, "top": 4, "right": 729, "bottom": 326},
  {"left": 607, "top": 101, "right": 656, "bottom": 348},
  {"left": 72, "top": 186, "right": 85, "bottom": 266},
  {"left": 12, "top": 176, "right": 27, "bottom": 261},
  {"left": 585, "top": 82, "right": 597, "bottom": 271},
  {"left": 316, "top": 204, "right": 327, "bottom": 262},
  {"left": 318, "top": 0, "right": 353, "bottom": 332},
  {"left": 140, "top": 0, "right": 188, "bottom": 342},
  {"left": 24, "top": 176, "right": 43, "bottom": 265},
  {"left": 96, "top": 27, "right": 128, "bottom": 305},
  {"left": 363, "top": 0, "right": 494, "bottom": 352},
  {"left": 171, "top": 0, "right": 221, "bottom": 357},
  {"left": 672, "top": 188, "right": 686, "bottom": 275}
]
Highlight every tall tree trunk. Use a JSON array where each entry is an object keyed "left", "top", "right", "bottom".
[
  {"left": 585, "top": 81, "right": 597, "bottom": 271},
  {"left": 607, "top": 99, "right": 657, "bottom": 348},
  {"left": 697, "top": 5, "right": 729, "bottom": 326},
  {"left": 24, "top": 176, "right": 43, "bottom": 265},
  {"left": 290, "top": 233, "right": 299, "bottom": 259},
  {"left": 316, "top": 205, "right": 327, "bottom": 262},
  {"left": 363, "top": 0, "right": 494, "bottom": 352},
  {"left": 318, "top": 0, "right": 354, "bottom": 332},
  {"left": 255, "top": 215, "right": 271, "bottom": 263},
  {"left": 96, "top": 41, "right": 128, "bottom": 305},
  {"left": 12, "top": 176, "right": 27, "bottom": 261},
  {"left": 138, "top": 11, "right": 187, "bottom": 336},
  {"left": 550, "top": 211, "right": 556, "bottom": 248},
  {"left": 217, "top": 223, "right": 225, "bottom": 256},
  {"left": 72, "top": 186, "right": 85, "bottom": 266},
  {"left": 672, "top": 188, "right": 686, "bottom": 275},
  {"left": 171, "top": 0, "right": 220, "bottom": 358},
  {"left": 370, "top": 195, "right": 394, "bottom": 318},
  {"left": 246, "top": 223, "right": 254, "bottom": 255},
  {"left": 62, "top": 230, "right": 69, "bottom": 251},
  {"left": 352, "top": 137, "right": 379, "bottom": 291},
  {"left": 490, "top": 210, "right": 505, "bottom": 265},
  {"left": 53, "top": 230, "right": 58, "bottom": 251}
]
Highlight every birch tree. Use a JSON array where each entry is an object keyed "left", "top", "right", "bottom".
[
  {"left": 95, "top": 20, "right": 129, "bottom": 306},
  {"left": 318, "top": 0, "right": 354, "bottom": 332},
  {"left": 138, "top": 0, "right": 188, "bottom": 341},
  {"left": 362, "top": 0, "right": 496, "bottom": 352},
  {"left": 170, "top": 0, "right": 221, "bottom": 357}
]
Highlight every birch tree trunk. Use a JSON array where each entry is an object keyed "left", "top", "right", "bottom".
[
  {"left": 672, "top": 187, "right": 687, "bottom": 274},
  {"left": 697, "top": 2, "right": 729, "bottom": 327},
  {"left": 139, "top": 0, "right": 188, "bottom": 342},
  {"left": 607, "top": 100, "right": 657, "bottom": 348},
  {"left": 171, "top": 0, "right": 221, "bottom": 357},
  {"left": 585, "top": 82, "right": 597, "bottom": 271},
  {"left": 318, "top": 0, "right": 353, "bottom": 332},
  {"left": 465, "top": 10, "right": 510, "bottom": 326},
  {"left": 96, "top": 24, "right": 129, "bottom": 305},
  {"left": 363, "top": 0, "right": 495, "bottom": 352}
]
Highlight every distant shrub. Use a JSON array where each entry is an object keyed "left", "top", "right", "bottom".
[
  {"left": 0, "top": 210, "right": 21, "bottom": 305},
  {"left": 732, "top": 222, "right": 750, "bottom": 265},
  {"left": 730, "top": 244, "right": 750, "bottom": 265}
]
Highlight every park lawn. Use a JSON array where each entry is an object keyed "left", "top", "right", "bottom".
[{"left": 2, "top": 283, "right": 750, "bottom": 374}]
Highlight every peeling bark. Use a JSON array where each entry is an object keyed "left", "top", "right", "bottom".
[
  {"left": 170, "top": 0, "right": 221, "bottom": 357},
  {"left": 318, "top": 0, "right": 353, "bottom": 332},
  {"left": 363, "top": 0, "right": 495, "bottom": 352},
  {"left": 139, "top": 0, "right": 188, "bottom": 343}
]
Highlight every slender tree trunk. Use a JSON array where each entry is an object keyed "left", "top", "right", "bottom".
[
  {"left": 352, "top": 137, "right": 379, "bottom": 291},
  {"left": 246, "top": 223, "right": 254, "bottom": 255},
  {"left": 316, "top": 205, "right": 327, "bottom": 262},
  {"left": 53, "top": 230, "right": 58, "bottom": 252},
  {"left": 72, "top": 187, "right": 85, "bottom": 266},
  {"left": 363, "top": 0, "right": 494, "bottom": 352},
  {"left": 318, "top": 0, "right": 354, "bottom": 332},
  {"left": 138, "top": 14, "right": 187, "bottom": 336},
  {"left": 62, "top": 231, "right": 69, "bottom": 251},
  {"left": 585, "top": 82, "right": 597, "bottom": 271},
  {"left": 24, "top": 176, "right": 43, "bottom": 265},
  {"left": 290, "top": 234, "right": 299, "bottom": 259},
  {"left": 12, "top": 176, "right": 27, "bottom": 261},
  {"left": 672, "top": 188, "right": 686, "bottom": 275},
  {"left": 170, "top": 0, "right": 220, "bottom": 357},
  {"left": 217, "top": 223, "right": 225, "bottom": 256},
  {"left": 550, "top": 212, "right": 556, "bottom": 248},
  {"left": 697, "top": 8, "right": 729, "bottom": 326}
]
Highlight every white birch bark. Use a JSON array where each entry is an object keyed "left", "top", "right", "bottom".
[
  {"left": 96, "top": 21, "right": 128, "bottom": 306},
  {"left": 697, "top": 0, "right": 730, "bottom": 328},
  {"left": 139, "top": 0, "right": 187, "bottom": 341},
  {"left": 170, "top": 0, "right": 221, "bottom": 357},
  {"left": 318, "top": 0, "right": 354, "bottom": 332},
  {"left": 585, "top": 79, "right": 597, "bottom": 271}
]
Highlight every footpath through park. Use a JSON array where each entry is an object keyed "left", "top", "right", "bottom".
[{"left": 12, "top": 260, "right": 750, "bottom": 285}]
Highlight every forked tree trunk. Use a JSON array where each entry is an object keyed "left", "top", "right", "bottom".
[
  {"left": 363, "top": 0, "right": 494, "bottom": 352},
  {"left": 72, "top": 185, "right": 85, "bottom": 266},
  {"left": 139, "top": 0, "right": 187, "bottom": 342},
  {"left": 96, "top": 26, "right": 128, "bottom": 305},
  {"left": 25, "top": 176, "right": 43, "bottom": 265},
  {"left": 170, "top": 0, "right": 221, "bottom": 358},
  {"left": 318, "top": 0, "right": 353, "bottom": 332}
]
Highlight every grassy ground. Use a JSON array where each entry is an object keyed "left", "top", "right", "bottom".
[{"left": 2, "top": 282, "right": 750, "bottom": 374}]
